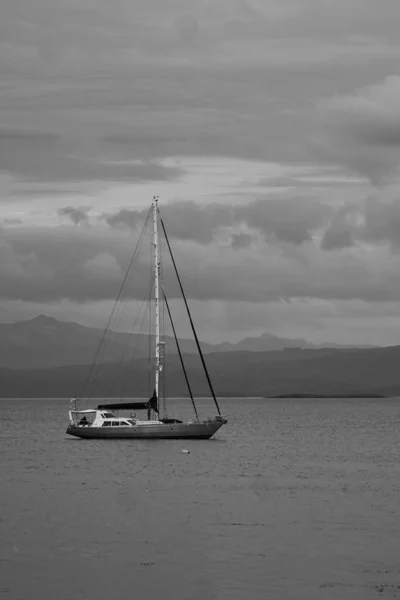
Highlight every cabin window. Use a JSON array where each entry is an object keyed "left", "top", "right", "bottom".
[
  {"left": 112, "top": 421, "right": 120, "bottom": 426},
  {"left": 103, "top": 412, "right": 114, "bottom": 418},
  {"left": 102, "top": 422, "right": 111, "bottom": 427}
]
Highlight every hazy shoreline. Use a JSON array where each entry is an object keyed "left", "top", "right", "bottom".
[{"left": 268, "top": 393, "right": 387, "bottom": 399}]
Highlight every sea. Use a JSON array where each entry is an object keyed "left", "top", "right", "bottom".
[{"left": 1, "top": 396, "right": 400, "bottom": 600}]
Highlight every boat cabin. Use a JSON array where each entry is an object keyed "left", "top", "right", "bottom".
[
  {"left": 69, "top": 407, "right": 165, "bottom": 428},
  {"left": 100, "top": 417, "right": 136, "bottom": 427},
  {"left": 69, "top": 409, "right": 136, "bottom": 428}
]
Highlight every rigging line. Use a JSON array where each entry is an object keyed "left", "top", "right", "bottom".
[
  {"left": 119, "top": 278, "right": 154, "bottom": 399},
  {"left": 113, "top": 275, "right": 154, "bottom": 398},
  {"left": 162, "top": 287, "right": 199, "bottom": 420},
  {"left": 81, "top": 212, "right": 151, "bottom": 399},
  {"left": 80, "top": 207, "right": 152, "bottom": 399},
  {"left": 113, "top": 229, "right": 155, "bottom": 398},
  {"left": 118, "top": 249, "right": 154, "bottom": 373},
  {"left": 127, "top": 277, "right": 154, "bottom": 382},
  {"left": 160, "top": 217, "right": 222, "bottom": 416},
  {"left": 97, "top": 212, "right": 152, "bottom": 370}
]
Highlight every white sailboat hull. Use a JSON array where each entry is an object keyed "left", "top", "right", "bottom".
[{"left": 66, "top": 417, "right": 227, "bottom": 440}]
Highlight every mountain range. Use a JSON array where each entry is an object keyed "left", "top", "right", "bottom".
[
  {"left": 0, "top": 315, "right": 396, "bottom": 399},
  {"left": 0, "top": 315, "right": 377, "bottom": 370},
  {"left": 1, "top": 344, "right": 399, "bottom": 399}
]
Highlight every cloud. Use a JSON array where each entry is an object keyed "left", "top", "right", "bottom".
[
  {"left": 274, "top": 0, "right": 400, "bottom": 43},
  {"left": 58, "top": 206, "right": 91, "bottom": 225},
  {"left": 103, "top": 201, "right": 233, "bottom": 244},
  {"left": 314, "top": 76, "right": 400, "bottom": 183},
  {"left": 321, "top": 194, "right": 400, "bottom": 251},
  {"left": 3, "top": 0, "right": 397, "bottom": 67},
  {"left": 3, "top": 208, "right": 400, "bottom": 308},
  {"left": 0, "top": 226, "right": 135, "bottom": 303},
  {"left": 4, "top": 1, "right": 400, "bottom": 190},
  {"left": 161, "top": 201, "right": 234, "bottom": 244},
  {"left": 235, "top": 196, "right": 332, "bottom": 244},
  {"left": 84, "top": 252, "right": 122, "bottom": 279},
  {"left": 103, "top": 208, "right": 144, "bottom": 231},
  {"left": 321, "top": 205, "right": 360, "bottom": 250},
  {"left": 3, "top": 0, "right": 400, "bottom": 346},
  {"left": 362, "top": 195, "right": 400, "bottom": 246},
  {"left": 231, "top": 232, "right": 253, "bottom": 250},
  {"left": 0, "top": 130, "right": 185, "bottom": 185},
  {"left": 103, "top": 196, "right": 331, "bottom": 245},
  {"left": 10, "top": 187, "right": 86, "bottom": 197},
  {"left": 3, "top": 218, "right": 23, "bottom": 226}
]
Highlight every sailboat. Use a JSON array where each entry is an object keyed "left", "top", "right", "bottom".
[{"left": 66, "top": 197, "right": 227, "bottom": 439}]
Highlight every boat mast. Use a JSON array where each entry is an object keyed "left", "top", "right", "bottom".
[{"left": 152, "top": 196, "right": 161, "bottom": 415}]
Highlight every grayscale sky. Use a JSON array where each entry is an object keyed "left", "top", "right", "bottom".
[{"left": 2, "top": 0, "right": 400, "bottom": 344}]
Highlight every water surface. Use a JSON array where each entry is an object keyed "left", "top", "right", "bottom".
[{"left": 1, "top": 397, "right": 400, "bottom": 599}]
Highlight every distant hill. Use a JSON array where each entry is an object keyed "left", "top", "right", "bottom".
[
  {"left": 1, "top": 345, "right": 400, "bottom": 398},
  {"left": 0, "top": 315, "right": 212, "bottom": 370},
  {"left": 207, "top": 331, "right": 376, "bottom": 353},
  {"left": 0, "top": 315, "right": 378, "bottom": 370}
]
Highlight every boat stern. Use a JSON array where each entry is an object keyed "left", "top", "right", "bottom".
[{"left": 215, "top": 415, "right": 228, "bottom": 425}]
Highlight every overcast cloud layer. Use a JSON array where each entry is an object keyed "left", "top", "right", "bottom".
[{"left": 2, "top": 0, "right": 400, "bottom": 344}]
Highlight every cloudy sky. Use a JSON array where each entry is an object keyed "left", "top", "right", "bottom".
[{"left": 2, "top": 0, "right": 400, "bottom": 344}]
